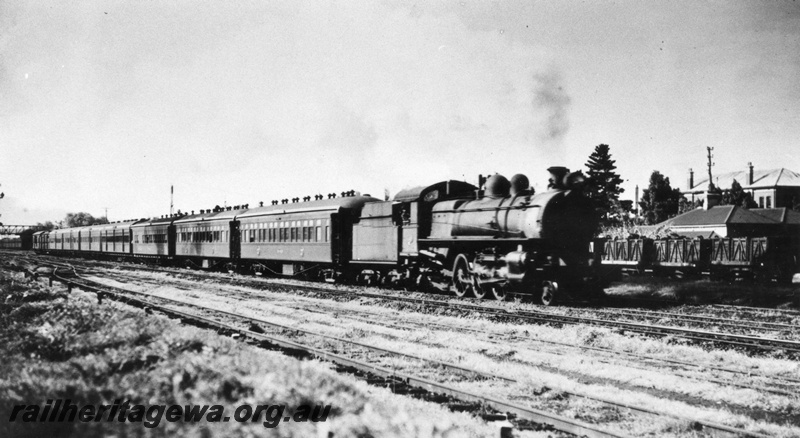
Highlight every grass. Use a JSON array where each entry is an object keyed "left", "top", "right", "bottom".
[{"left": 0, "top": 270, "right": 499, "bottom": 438}]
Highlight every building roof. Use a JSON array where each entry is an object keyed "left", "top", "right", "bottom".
[
  {"left": 685, "top": 168, "right": 800, "bottom": 192},
  {"left": 751, "top": 208, "right": 800, "bottom": 225},
  {"left": 670, "top": 205, "right": 780, "bottom": 227}
]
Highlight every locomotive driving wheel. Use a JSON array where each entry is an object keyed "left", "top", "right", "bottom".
[
  {"left": 472, "top": 278, "right": 488, "bottom": 299},
  {"left": 490, "top": 284, "right": 507, "bottom": 301},
  {"left": 452, "top": 254, "right": 474, "bottom": 298},
  {"left": 540, "top": 280, "right": 558, "bottom": 306}
]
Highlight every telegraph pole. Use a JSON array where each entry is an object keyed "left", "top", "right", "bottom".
[
  {"left": 706, "top": 146, "right": 715, "bottom": 190},
  {"left": 170, "top": 185, "right": 174, "bottom": 216}
]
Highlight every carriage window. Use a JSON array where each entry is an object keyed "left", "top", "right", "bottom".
[
  {"left": 325, "top": 226, "right": 330, "bottom": 242},
  {"left": 316, "top": 226, "right": 321, "bottom": 242}
]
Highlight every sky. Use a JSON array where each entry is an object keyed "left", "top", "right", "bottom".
[{"left": 1, "top": 0, "right": 799, "bottom": 224}]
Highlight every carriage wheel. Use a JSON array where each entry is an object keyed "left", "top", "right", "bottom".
[
  {"left": 540, "top": 280, "right": 558, "bottom": 306},
  {"left": 452, "top": 254, "right": 474, "bottom": 298}
]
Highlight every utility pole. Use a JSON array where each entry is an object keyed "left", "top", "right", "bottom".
[
  {"left": 170, "top": 185, "right": 174, "bottom": 216},
  {"left": 104, "top": 207, "right": 109, "bottom": 221}
]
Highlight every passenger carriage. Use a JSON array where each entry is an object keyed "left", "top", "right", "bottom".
[
  {"left": 235, "top": 195, "right": 379, "bottom": 279},
  {"left": 132, "top": 216, "right": 176, "bottom": 261},
  {"left": 174, "top": 208, "right": 241, "bottom": 269}
]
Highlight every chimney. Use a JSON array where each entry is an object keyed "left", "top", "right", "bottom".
[
  {"left": 687, "top": 168, "right": 694, "bottom": 190},
  {"left": 747, "top": 162, "right": 754, "bottom": 185},
  {"left": 704, "top": 188, "right": 721, "bottom": 210}
]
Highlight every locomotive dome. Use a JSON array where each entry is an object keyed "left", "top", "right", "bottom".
[
  {"left": 484, "top": 174, "right": 511, "bottom": 198},
  {"left": 509, "top": 174, "right": 530, "bottom": 195}
]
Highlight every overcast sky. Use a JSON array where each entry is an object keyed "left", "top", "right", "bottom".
[{"left": 2, "top": 1, "right": 799, "bottom": 224}]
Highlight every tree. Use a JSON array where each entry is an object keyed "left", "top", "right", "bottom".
[
  {"left": 639, "top": 171, "right": 682, "bottom": 224},
  {"left": 678, "top": 197, "right": 703, "bottom": 214},
  {"left": 719, "top": 179, "right": 757, "bottom": 208},
  {"left": 64, "top": 212, "right": 109, "bottom": 228},
  {"left": 585, "top": 144, "right": 625, "bottom": 224},
  {"left": 36, "top": 221, "right": 56, "bottom": 231}
]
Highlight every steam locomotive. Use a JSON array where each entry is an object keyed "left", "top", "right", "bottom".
[{"left": 33, "top": 167, "right": 600, "bottom": 305}]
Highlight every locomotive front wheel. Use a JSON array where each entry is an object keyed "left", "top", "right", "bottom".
[
  {"left": 540, "top": 281, "right": 558, "bottom": 306},
  {"left": 452, "top": 254, "right": 474, "bottom": 298}
]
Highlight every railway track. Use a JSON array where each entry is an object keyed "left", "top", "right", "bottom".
[
  {"left": 34, "top": 258, "right": 800, "bottom": 400},
  {"left": 43, "top": 268, "right": 629, "bottom": 437},
  {"left": 277, "top": 302, "right": 800, "bottom": 398},
  {"left": 6, "top": 254, "right": 798, "bottom": 436},
  {"left": 560, "top": 306, "right": 800, "bottom": 334},
  {"left": 45, "top": 261, "right": 800, "bottom": 395},
  {"left": 17, "top": 253, "right": 800, "bottom": 357},
  {"left": 23, "top": 262, "right": 775, "bottom": 438}
]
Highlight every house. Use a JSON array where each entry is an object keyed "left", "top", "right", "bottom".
[
  {"left": 668, "top": 205, "right": 783, "bottom": 238},
  {"left": 682, "top": 164, "right": 800, "bottom": 209}
]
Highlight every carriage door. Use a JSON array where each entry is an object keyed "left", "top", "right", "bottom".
[{"left": 229, "top": 221, "right": 240, "bottom": 261}]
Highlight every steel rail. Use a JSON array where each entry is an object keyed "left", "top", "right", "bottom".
[
  {"left": 40, "top": 254, "right": 800, "bottom": 355},
  {"left": 709, "top": 303, "right": 800, "bottom": 317},
  {"left": 47, "top": 271, "right": 630, "bottom": 438},
  {"left": 48, "top": 269, "right": 775, "bottom": 438},
  {"left": 47, "top": 264, "right": 800, "bottom": 395},
  {"left": 47, "top": 263, "right": 800, "bottom": 388},
  {"left": 286, "top": 302, "right": 800, "bottom": 398},
  {"left": 282, "top": 302, "right": 800, "bottom": 397},
  {"left": 576, "top": 307, "right": 799, "bottom": 332}
]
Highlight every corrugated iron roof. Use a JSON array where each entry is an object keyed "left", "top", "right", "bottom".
[{"left": 686, "top": 168, "right": 800, "bottom": 192}]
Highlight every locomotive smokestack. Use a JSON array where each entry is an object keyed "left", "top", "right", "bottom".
[{"left": 547, "top": 166, "right": 569, "bottom": 189}]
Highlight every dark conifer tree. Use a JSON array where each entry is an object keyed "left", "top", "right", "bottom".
[{"left": 585, "top": 144, "right": 625, "bottom": 223}]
